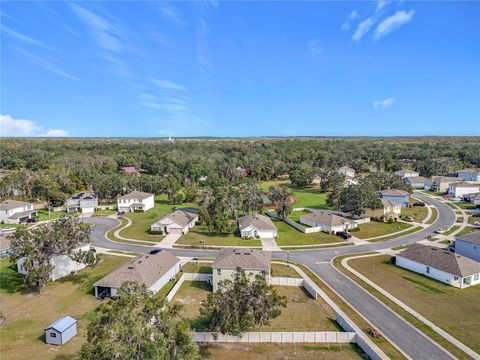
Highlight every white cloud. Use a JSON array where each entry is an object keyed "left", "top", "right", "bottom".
[
  {"left": 375, "top": 0, "right": 390, "bottom": 13},
  {"left": 352, "top": 17, "right": 375, "bottom": 42},
  {"left": 374, "top": 10, "right": 415, "bottom": 40},
  {"left": 308, "top": 39, "right": 323, "bottom": 55},
  {"left": 0, "top": 115, "right": 69, "bottom": 137},
  {"left": 341, "top": 10, "right": 359, "bottom": 31},
  {"left": 374, "top": 98, "right": 395, "bottom": 108},
  {"left": 158, "top": 3, "right": 186, "bottom": 27},
  {"left": 1, "top": 26, "right": 49, "bottom": 49},
  {"left": 152, "top": 79, "right": 186, "bottom": 92}
]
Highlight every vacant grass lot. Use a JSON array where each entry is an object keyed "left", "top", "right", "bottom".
[
  {"left": 353, "top": 221, "right": 412, "bottom": 239},
  {"left": 401, "top": 206, "right": 428, "bottom": 222},
  {"left": 177, "top": 223, "right": 262, "bottom": 247},
  {"left": 273, "top": 219, "right": 345, "bottom": 246},
  {"left": 172, "top": 282, "right": 338, "bottom": 332},
  {"left": 35, "top": 209, "right": 66, "bottom": 221},
  {"left": 0, "top": 255, "right": 129, "bottom": 360},
  {"left": 199, "top": 343, "right": 364, "bottom": 360},
  {"left": 349, "top": 255, "right": 480, "bottom": 353}
]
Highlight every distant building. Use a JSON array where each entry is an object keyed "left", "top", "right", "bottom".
[
  {"left": 150, "top": 208, "right": 199, "bottom": 235},
  {"left": 364, "top": 199, "right": 401, "bottom": 222},
  {"left": 379, "top": 189, "right": 410, "bottom": 208},
  {"left": 311, "top": 174, "right": 322, "bottom": 185},
  {"left": 94, "top": 251, "right": 181, "bottom": 299},
  {"left": 44, "top": 316, "right": 77, "bottom": 345},
  {"left": 236, "top": 166, "right": 248, "bottom": 177},
  {"left": 454, "top": 231, "right": 480, "bottom": 262},
  {"left": 121, "top": 166, "right": 144, "bottom": 175},
  {"left": 457, "top": 169, "right": 480, "bottom": 182},
  {"left": 424, "top": 176, "right": 459, "bottom": 193},
  {"left": 396, "top": 244, "right": 480, "bottom": 289},
  {"left": 395, "top": 169, "right": 419, "bottom": 179},
  {"left": 299, "top": 212, "right": 357, "bottom": 233},
  {"left": 212, "top": 248, "right": 271, "bottom": 292},
  {"left": 66, "top": 192, "right": 98, "bottom": 214},
  {"left": 448, "top": 182, "right": 480, "bottom": 199},
  {"left": 117, "top": 191, "right": 154, "bottom": 213},
  {"left": 338, "top": 166, "right": 355, "bottom": 178},
  {"left": 0, "top": 200, "right": 36, "bottom": 224},
  {"left": 237, "top": 214, "right": 277, "bottom": 238},
  {"left": 403, "top": 176, "right": 427, "bottom": 188}
]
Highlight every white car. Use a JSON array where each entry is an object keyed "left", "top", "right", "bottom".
[
  {"left": 435, "top": 228, "right": 446, "bottom": 234},
  {"left": 474, "top": 222, "right": 480, "bottom": 227}
]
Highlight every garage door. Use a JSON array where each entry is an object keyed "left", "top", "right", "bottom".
[{"left": 169, "top": 228, "right": 183, "bottom": 234}]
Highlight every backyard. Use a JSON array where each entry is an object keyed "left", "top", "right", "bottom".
[
  {"left": 353, "top": 221, "right": 412, "bottom": 239},
  {"left": 349, "top": 255, "right": 480, "bottom": 353},
  {"left": 35, "top": 209, "right": 66, "bottom": 221},
  {"left": 273, "top": 219, "right": 346, "bottom": 246},
  {"left": 0, "top": 255, "right": 129, "bottom": 360}
]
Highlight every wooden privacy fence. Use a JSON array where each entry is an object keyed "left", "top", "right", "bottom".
[{"left": 193, "top": 331, "right": 356, "bottom": 343}]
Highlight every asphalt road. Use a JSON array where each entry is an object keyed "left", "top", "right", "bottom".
[{"left": 87, "top": 193, "right": 458, "bottom": 360}]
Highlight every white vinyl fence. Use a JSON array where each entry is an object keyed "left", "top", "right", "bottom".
[{"left": 193, "top": 331, "right": 356, "bottom": 343}]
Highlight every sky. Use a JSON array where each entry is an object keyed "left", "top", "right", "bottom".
[{"left": 1, "top": 1, "right": 479, "bottom": 137}]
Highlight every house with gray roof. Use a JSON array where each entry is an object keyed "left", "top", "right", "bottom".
[
  {"left": 299, "top": 212, "right": 357, "bottom": 234},
  {"left": 94, "top": 251, "right": 181, "bottom": 298},
  {"left": 237, "top": 214, "right": 277, "bottom": 239},
  {"left": 0, "top": 200, "right": 36, "bottom": 224},
  {"left": 396, "top": 244, "right": 480, "bottom": 289},
  {"left": 457, "top": 168, "right": 480, "bottom": 182},
  {"left": 379, "top": 189, "right": 410, "bottom": 207},
  {"left": 66, "top": 192, "right": 98, "bottom": 214},
  {"left": 150, "top": 208, "right": 199, "bottom": 235},
  {"left": 117, "top": 191, "right": 154, "bottom": 212},
  {"left": 211, "top": 248, "right": 271, "bottom": 292},
  {"left": 395, "top": 169, "right": 419, "bottom": 179},
  {"left": 454, "top": 231, "right": 480, "bottom": 262},
  {"left": 447, "top": 182, "right": 480, "bottom": 199},
  {"left": 424, "top": 176, "right": 459, "bottom": 193},
  {"left": 403, "top": 176, "right": 427, "bottom": 188}
]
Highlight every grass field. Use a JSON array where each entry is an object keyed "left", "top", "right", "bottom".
[
  {"left": 94, "top": 209, "right": 117, "bottom": 216},
  {"left": 172, "top": 281, "right": 339, "bottom": 332},
  {"left": 451, "top": 202, "right": 478, "bottom": 210},
  {"left": 177, "top": 223, "right": 262, "bottom": 247},
  {"left": 401, "top": 206, "right": 428, "bottom": 222},
  {"left": 426, "top": 207, "right": 438, "bottom": 224},
  {"left": 273, "top": 219, "right": 345, "bottom": 246},
  {"left": 287, "top": 209, "right": 312, "bottom": 222},
  {"left": 443, "top": 225, "right": 460, "bottom": 236},
  {"left": 468, "top": 216, "right": 479, "bottom": 225},
  {"left": 353, "top": 221, "right": 412, "bottom": 239},
  {"left": 456, "top": 227, "right": 478, "bottom": 237},
  {"left": 368, "top": 226, "right": 421, "bottom": 243},
  {"left": 0, "top": 255, "right": 129, "bottom": 360},
  {"left": 349, "top": 255, "right": 480, "bottom": 353},
  {"left": 199, "top": 343, "right": 365, "bottom": 360},
  {"left": 35, "top": 209, "right": 66, "bottom": 221},
  {"left": 270, "top": 263, "right": 302, "bottom": 278}
]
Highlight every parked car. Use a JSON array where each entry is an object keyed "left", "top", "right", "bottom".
[
  {"left": 117, "top": 211, "right": 125, "bottom": 215},
  {"left": 413, "top": 201, "right": 426, "bottom": 207},
  {"left": 472, "top": 213, "right": 480, "bottom": 218},
  {"left": 435, "top": 228, "right": 446, "bottom": 234},
  {"left": 149, "top": 248, "right": 162, "bottom": 254},
  {"left": 474, "top": 222, "right": 480, "bottom": 227},
  {"left": 337, "top": 231, "right": 352, "bottom": 239},
  {"left": 26, "top": 218, "right": 38, "bottom": 223}
]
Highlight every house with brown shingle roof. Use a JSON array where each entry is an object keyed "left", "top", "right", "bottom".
[
  {"left": 0, "top": 200, "right": 36, "bottom": 224},
  {"left": 94, "top": 251, "right": 181, "bottom": 298},
  {"left": 211, "top": 248, "right": 271, "bottom": 292},
  {"left": 299, "top": 212, "right": 357, "bottom": 234},
  {"left": 150, "top": 208, "right": 199, "bottom": 235},
  {"left": 237, "top": 214, "right": 277, "bottom": 239},
  {"left": 396, "top": 244, "right": 480, "bottom": 289}
]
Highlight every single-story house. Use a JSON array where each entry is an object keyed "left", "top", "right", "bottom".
[
  {"left": 424, "top": 176, "right": 459, "bottom": 193},
  {"left": 395, "top": 169, "right": 419, "bottom": 179},
  {"left": 364, "top": 199, "right": 401, "bottom": 221},
  {"left": 117, "top": 191, "right": 154, "bottom": 213},
  {"left": 457, "top": 168, "right": 480, "bottom": 182},
  {"left": 379, "top": 189, "right": 410, "bottom": 208},
  {"left": 448, "top": 182, "right": 480, "bottom": 199},
  {"left": 339, "top": 166, "right": 356, "bottom": 178},
  {"left": 121, "top": 166, "right": 144, "bottom": 175},
  {"left": 94, "top": 251, "right": 181, "bottom": 299},
  {"left": 211, "top": 248, "right": 271, "bottom": 292},
  {"left": 299, "top": 212, "right": 357, "bottom": 233},
  {"left": 396, "top": 244, "right": 480, "bottom": 289},
  {"left": 17, "top": 243, "right": 90, "bottom": 281},
  {"left": 237, "top": 214, "right": 277, "bottom": 239},
  {"left": 66, "top": 192, "right": 98, "bottom": 214},
  {"left": 150, "top": 208, "right": 199, "bottom": 235},
  {"left": 0, "top": 200, "right": 36, "bottom": 224},
  {"left": 44, "top": 316, "right": 77, "bottom": 345},
  {"left": 462, "top": 192, "right": 480, "bottom": 205},
  {"left": 403, "top": 176, "right": 427, "bottom": 188},
  {"left": 454, "top": 231, "right": 480, "bottom": 262}
]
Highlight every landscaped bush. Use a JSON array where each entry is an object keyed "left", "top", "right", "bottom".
[{"left": 349, "top": 227, "right": 359, "bottom": 232}]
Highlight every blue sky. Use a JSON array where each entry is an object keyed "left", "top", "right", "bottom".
[{"left": 1, "top": 1, "right": 479, "bottom": 137}]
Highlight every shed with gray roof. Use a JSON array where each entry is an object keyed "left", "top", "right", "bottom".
[{"left": 44, "top": 316, "right": 77, "bottom": 345}]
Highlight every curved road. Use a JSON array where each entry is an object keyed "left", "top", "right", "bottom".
[{"left": 87, "top": 193, "right": 459, "bottom": 360}]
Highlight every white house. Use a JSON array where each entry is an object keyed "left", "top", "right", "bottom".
[
  {"left": 150, "top": 208, "right": 198, "bottom": 235},
  {"left": 94, "top": 251, "right": 181, "bottom": 299},
  {"left": 117, "top": 191, "right": 154, "bottom": 213},
  {"left": 339, "top": 166, "right": 355, "bottom": 178},
  {"left": 66, "top": 192, "right": 98, "bottom": 214},
  {"left": 396, "top": 244, "right": 480, "bottom": 289},
  {"left": 17, "top": 244, "right": 90, "bottom": 281},
  {"left": 454, "top": 231, "right": 480, "bottom": 262},
  {"left": 403, "top": 176, "right": 427, "bottom": 188},
  {"left": 44, "top": 316, "right": 77, "bottom": 346},
  {"left": 0, "top": 200, "right": 36, "bottom": 224},
  {"left": 395, "top": 169, "right": 419, "bottom": 179},
  {"left": 447, "top": 182, "right": 480, "bottom": 199},
  {"left": 237, "top": 214, "right": 277, "bottom": 239},
  {"left": 299, "top": 212, "right": 357, "bottom": 233},
  {"left": 457, "top": 168, "right": 480, "bottom": 182}
]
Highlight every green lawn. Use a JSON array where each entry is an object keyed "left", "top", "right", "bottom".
[
  {"left": 368, "top": 226, "right": 422, "bottom": 242},
  {"left": 443, "top": 225, "right": 460, "bottom": 236},
  {"left": 349, "top": 255, "right": 480, "bottom": 353},
  {"left": 119, "top": 195, "right": 196, "bottom": 241},
  {"left": 270, "top": 263, "right": 301, "bottom": 278},
  {"left": 287, "top": 209, "right": 312, "bottom": 222},
  {"left": 0, "top": 255, "right": 129, "bottom": 360},
  {"left": 94, "top": 209, "right": 117, "bottom": 216},
  {"left": 181, "top": 262, "right": 213, "bottom": 274},
  {"left": 401, "top": 206, "right": 428, "bottom": 222},
  {"left": 451, "top": 202, "right": 478, "bottom": 210},
  {"left": 35, "top": 209, "right": 66, "bottom": 221},
  {"left": 273, "top": 219, "right": 345, "bottom": 246},
  {"left": 353, "top": 221, "right": 412, "bottom": 239},
  {"left": 426, "top": 207, "right": 438, "bottom": 224},
  {"left": 177, "top": 223, "right": 262, "bottom": 247},
  {"left": 468, "top": 216, "right": 479, "bottom": 225},
  {"left": 456, "top": 227, "right": 478, "bottom": 237}
]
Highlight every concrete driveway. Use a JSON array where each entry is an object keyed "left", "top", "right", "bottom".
[{"left": 260, "top": 237, "right": 281, "bottom": 251}]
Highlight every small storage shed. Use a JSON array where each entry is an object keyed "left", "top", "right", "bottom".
[{"left": 44, "top": 316, "right": 77, "bottom": 345}]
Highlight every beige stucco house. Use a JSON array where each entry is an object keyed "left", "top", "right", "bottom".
[
  {"left": 237, "top": 214, "right": 277, "bottom": 239},
  {"left": 150, "top": 208, "right": 199, "bottom": 235},
  {"left": 364, "top": 199, "right": 401, "bottom": 221}
]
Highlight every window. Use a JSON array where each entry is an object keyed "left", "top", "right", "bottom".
[
  {"left": 50, "top": 333, "right": 57, "bottom": 338},
  {"left": 217, "top": 269, "right": 221, "bottom": 275},
  {"left": 454, "top": 276, "right": 459, "bottom": 280},
  {"left": 475, "top": 274, "right": 479, "bottom": 281},
  {"left": 426, "top": 266, "right": 430, "bottom": 274}
]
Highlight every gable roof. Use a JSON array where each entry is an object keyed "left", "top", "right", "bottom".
[
  {"left": 212, "top": 248, "right": 271, "bottom": 270},
  {"left": 45, "top": 316, "right": 77, "bottom": 332},
  {"left": 0, "top": 200, "right": 31, "bottom": 210},
  {"left": 68, "top": 192, "right": 97, "bottom": 201},
  {"left": 300, "top": 212, "right": 353, "bottom": 227},
  {"left": 405, "top": 176, "right": 427, "bottom": 183},
  {"left": 398, "top": 244, "right": 480, "bottom": 277},
  {"left": 380, "top": 189, "right": 409, "bottom": 197},
  {"left": 456, "top": 231, "right": 480, "bottom": 245},
  {"left": 153, "top": 208, "right": 199, "bottom": 228},
  {"left": 237, "top": 214, "right": 277, "bottom": 232},
  {"left": 118, "top": 191, "right": 153, "bottom": 200},
  {"left": 94, "top": 251, "right": 180, "bottom": 289},
  {"left": 381, "top": 199, "right": 400, "bottom": 208}
]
